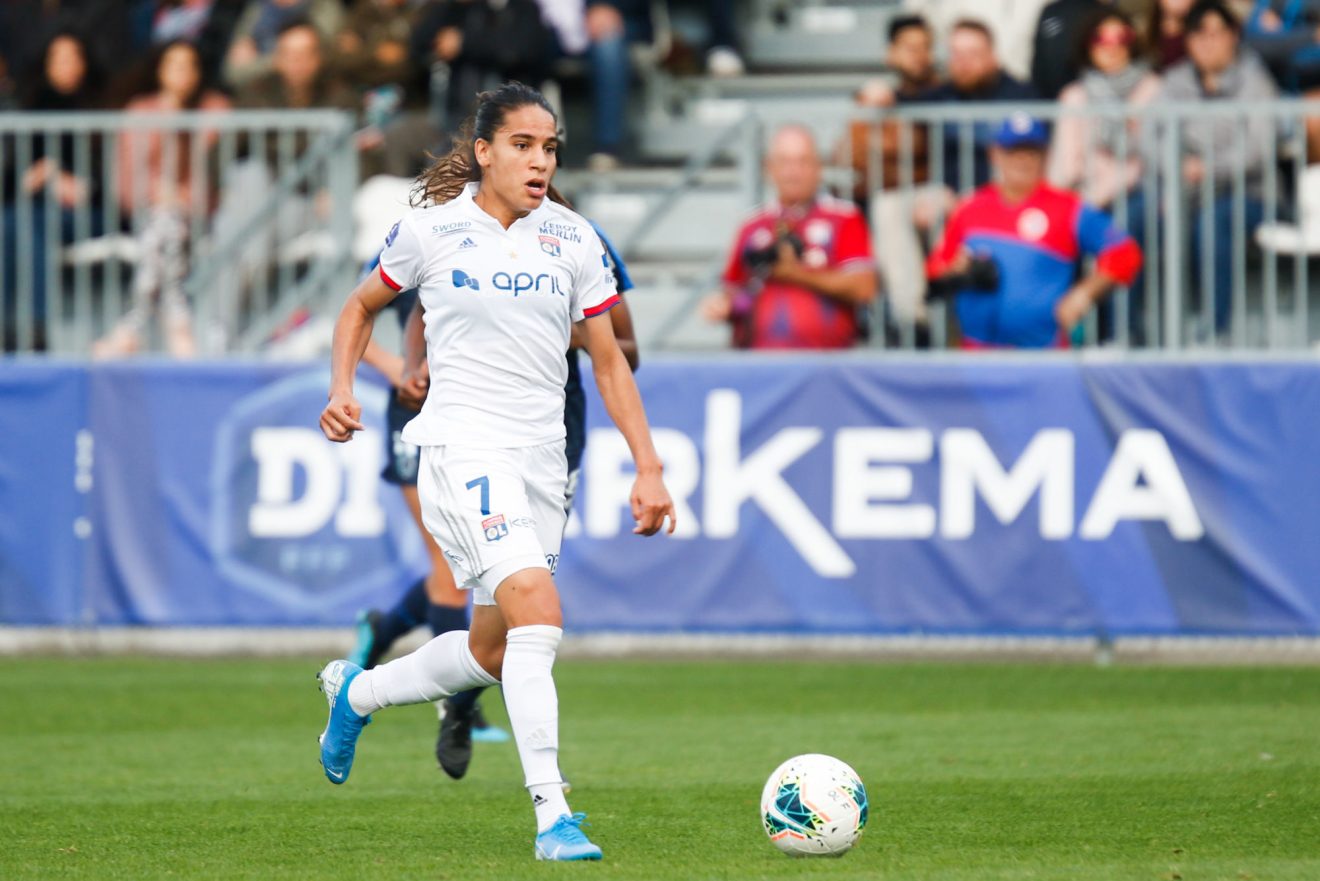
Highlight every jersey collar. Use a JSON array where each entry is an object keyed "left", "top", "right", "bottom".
[{"left": 459, "top": 181, "right": 551, "bottom": 232}]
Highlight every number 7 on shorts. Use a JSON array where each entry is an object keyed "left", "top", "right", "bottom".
[{"left": 465, "top": 475, "right": 491, "bottom": 516}]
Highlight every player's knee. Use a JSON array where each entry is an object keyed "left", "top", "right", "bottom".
[
  {"left": 470, "top": 638, "right": 505, "bottom": 680},
  {"left": 495, "top": 568, "right": 563, "bottom": 629}
]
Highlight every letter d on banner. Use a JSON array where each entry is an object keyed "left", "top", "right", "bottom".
[{"left": 249, "top": 428, "right": 342, "bottom": 537}]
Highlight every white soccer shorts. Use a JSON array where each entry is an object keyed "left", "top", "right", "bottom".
[{"left": 417, "top": 443, "right": 568, "bottom": 605}]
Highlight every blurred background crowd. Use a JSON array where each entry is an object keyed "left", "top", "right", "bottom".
[{"left": 2, "top": 0, "right": 1318, "bottom": 356}]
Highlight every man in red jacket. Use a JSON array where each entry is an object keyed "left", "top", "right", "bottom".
[{"left": 706, "top": 124, "right": 878, "bottom": 349}]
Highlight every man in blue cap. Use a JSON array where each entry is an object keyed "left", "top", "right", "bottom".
[{"left": 926, "top": 113, "right": 1143, "bottom": 348}]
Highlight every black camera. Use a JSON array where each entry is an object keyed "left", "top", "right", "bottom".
[
  {"left": 927, "top": 253, "right": 1001, "bottom": 301},
  {"left": 744, "top": 227, "right": 806, "bottom": 274}
]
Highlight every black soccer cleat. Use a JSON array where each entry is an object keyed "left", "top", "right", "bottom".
[{"left": 436, "top": 696, "right": 475, "bottom": 779}]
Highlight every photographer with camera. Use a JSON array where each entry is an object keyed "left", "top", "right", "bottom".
[
  {"left": 926, "top": 114, "right": 1142, "bottom": 348},
  {"left": 704, "top": 124, "right": 877, "bottom": 349}
]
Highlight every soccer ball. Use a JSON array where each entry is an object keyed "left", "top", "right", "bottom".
[{"left": 760, "top": 754, "right": 868, "bottom": 856}]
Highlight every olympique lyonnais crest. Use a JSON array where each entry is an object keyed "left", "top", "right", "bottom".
[
  {"left": 482, "top": 514, "right": 509, "bottom": 542},
  {"left": 539, "top": 235, "right": 561, "bottom": 258}
]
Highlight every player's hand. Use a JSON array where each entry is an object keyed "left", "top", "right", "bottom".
[
  {"left": 1054, "top": 285, "right": 1094, "bottom": 333},
  {"left": 397, "top": 366, "right": 429, "bottom": 411},
  {"left": 631, "top": 469, "right": 676, "bottom": 536},
  {"left": 321, "top": 391, "right": 365, "bottom": 442}
]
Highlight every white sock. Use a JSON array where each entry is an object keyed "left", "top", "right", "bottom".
[
  {"left": 347, "top": 630, "right": 498, "bottom": 716},
  {"left": 502, "top": 624, "right": 569, "bottom": 832},
  {"left": 530, "top": 782, "right": 570, "bottom": 833}
]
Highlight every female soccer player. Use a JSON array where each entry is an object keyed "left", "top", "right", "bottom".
[
  {"left": 316, "top": 82, "right": 676, "bottom": 863},
  {"left": 354, "top": 223, "right": 639, "bottom": 780}
]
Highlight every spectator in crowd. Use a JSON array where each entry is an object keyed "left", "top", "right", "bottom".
[
  {"left": 906, "top": 0, "right": 1052, "bottom": 81},
  {"left": 236, "top": 19, "right": 356, "bottom": 114},
  {"left": 1146, "top": 0, "right": 1196, "bottom": 69},
  {"left": 1135, "top": 0, "right": 1275, "bottom": 337},
  {"left": 840, "top": 14, "right": 941, "bottom": 336},
  {"left": 132, "top": 0, "right": 245, "bottom": 85},
  {"left": 583, "top": 0, "right": 742, "bottom": 170},
  {"left": 583, "top": 0, "right": 651, "bottom": 171},
  {"left": 208, "top": 18, "right": 357, "bottom": 344},
  {"left": 1031, "top": 0, "right": 1114, "bottom": 99},
  {"left": 846, "top": 13, "right": 941, "bottom": 118},
  {"left": 94, "top": 41, "right": 231, "bottom": 358},
  {"left": 915, "top": 19, "right": 1039, "bottom": 193},
  {"left": 856, "top": 19, "right": 1032, "bottom": 341},
  {"left": 336, "top": 0, "right": 436, "bottom": 177},
  {"left": 1, "top": 1, "right": 134, "bottom": 100},
  {"left": 1244, "top": 0, "right": 1320, "bottom": 91},
  {"left": 222, "top": 0, "right": 343, "bottom": 89},
  {"left": 412, "top": 0, "right": 557, "bottom": 136},
  {"left": 1049, "top": 9, "right": 1161, "bottom": 209},
  {"left": 705, "top": 125, "right": 877, "bottom": 349},
  {"left": 1, "top": 30, "right": 107, "bottom": 352},
  {"left": 927, "top": 115, "right": 1142, "bottom": 348}
]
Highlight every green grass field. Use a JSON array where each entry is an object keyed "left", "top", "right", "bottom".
[{"left": 3, "top": 658, "right": 1319, "bottom": 880}]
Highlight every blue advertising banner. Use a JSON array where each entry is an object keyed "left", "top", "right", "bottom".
[{"left": 1, "top": 357, "right": 1318, "bottom": 635}]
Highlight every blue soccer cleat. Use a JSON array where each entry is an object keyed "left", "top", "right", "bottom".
[
  {"left": 317, "top": 659, "right": 371, "bottom": 785},
  {"left": 535, "top": 813, "right": 602, "bottom": 862}
]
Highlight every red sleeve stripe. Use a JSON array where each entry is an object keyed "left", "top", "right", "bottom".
[
  {"left": 378, "top": 264, "right": 402, "bottom": 291},
  {"left": 582, "top": 293, "right": 620, "bottom": 318}
]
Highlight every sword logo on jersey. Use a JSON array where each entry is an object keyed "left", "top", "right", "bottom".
[
  {"left": 481, "top": 514, "right": 509, "bottom": 542},
  {"left": 452, "top": 269, "right": 480, "bottom": 290},
  {"left": 538, "top": 235, "right": 561, "bottom": 258}
]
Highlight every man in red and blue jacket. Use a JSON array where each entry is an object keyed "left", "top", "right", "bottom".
[{"left": 926, "top": 114, "right": 1143, "bottom": 349}]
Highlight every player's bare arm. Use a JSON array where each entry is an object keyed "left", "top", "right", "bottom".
[
  {"left": 396, "top": 299, "right": 429, "bottom": 410},
  {"left": 361, "top": 337, "right": 405, "bottom": 389},
  {"left": 321, "top": 266, "right": 400, "bottom": 443},
  {"left": 570, "top": 294, "right": 640, "bottom": 371},
  {"left": 578, "top": 311, "right": 675, "bottom": 536}
]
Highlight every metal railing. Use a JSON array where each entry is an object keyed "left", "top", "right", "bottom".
[
  {"left": 0, "top": 110, "right": 357, "bottom": 356},
  {"left": 836, "top": 98, "right": 1320, "bottom": 350}
]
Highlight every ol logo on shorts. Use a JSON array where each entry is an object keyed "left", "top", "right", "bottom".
[{"left": 482, "top": 514, "right": 509, "bottom": 542}]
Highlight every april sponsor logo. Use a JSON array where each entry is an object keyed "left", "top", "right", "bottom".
[
  {"left": 210, "top": 371, "right": 424, "bottom": 609},
  {"left": 493, "top": 271, "right": 566, "bottom": 297},
  {"left": 538, "top": 221, "right": 582, "bottom": 243},
  {"left": 449, "top": 267, "right": 565, "bottom": 297},
  {"left": 431, "top": 220, "right": 473, "bottom": 237},
  {"left": 572, "top": 389, "right": 1205, "bottom": 578}
]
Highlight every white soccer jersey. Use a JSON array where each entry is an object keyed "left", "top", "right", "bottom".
[{"left": 379, "top": 182, "right": 618, "bottom": 449}]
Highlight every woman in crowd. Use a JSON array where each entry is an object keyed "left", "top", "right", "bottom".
[{"left": 95, "top": 40, "right": 231, "bottom": 357}]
